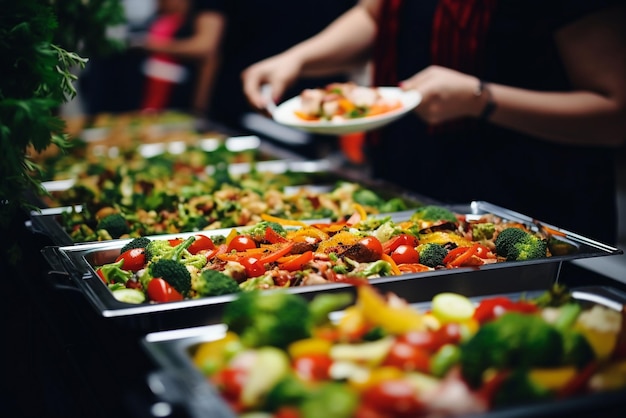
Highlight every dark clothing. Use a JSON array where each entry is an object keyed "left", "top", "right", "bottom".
[
  {"left": 204, "top": 0, "right": 357, "bottom": 130},
  {"left": 370, "top": 0, "right": 620, "bottom": 245}
]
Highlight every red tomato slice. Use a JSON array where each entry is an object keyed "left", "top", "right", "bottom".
[
  {"left": 147, "top": 278, "right": 184, "bottom": 303},
  {"left": 213, "top": 367, "right": 247, "bottom": 402},
  {"left": 115, "top": 248, "right": 146, "bottom": 272},
  {"left": 391, "top": 245, "right": 420, "bottom": 264},
  {"left": 189, "top": 234, "right": 215, "bottom": 254},
  {"left": 383, "top": 234, "right": 419, "bottom": 254},
  {"left": 362, "top": 379, "right": 424, "bottom": 417},
  {"left": 293, "top": 354, "right": 333, "bottom": 381}
]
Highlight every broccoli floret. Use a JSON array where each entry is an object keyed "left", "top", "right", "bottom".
[
  {"left": 149, "top": 259, "right": 192, "bottom": 296},
  {"left": 98, "top": 259, "right": 133, "bottom": 284},
  {"left": 192, "top": 269, "right": 241, "bottom": 297},
  {"left": 460, "top": 312, "right": 563, "bottom": 388},
  {"left": 96, "top": 213, "right": 130, "bottom": 239},
  {"left": 264, "top": 375, "right": 310, "bottom": 412},
  {"left": 120, "top": 236, "right": 151, "bottom": 254},
  {"left": 495, "top": 227, "right": 547, "bottom": 261},
  {"left": 222, "top": 290, "right": 312, "bottom": 348},
  {"left": 239, "top": 275, "right": 275, "bottom": 291},
  {"left": 145, "top": 240, "right": 174, "bottom": 263},
  {"left": 378, "top": 197, "right": 408, "bottom": 213},
  {"left": 242, "top": 221, "right": 286, "bottom": 242},
  {"left": 472, "top": 222, "right": 495, "bottom": 241},
  {"left": 411, "top": 205, "right": 458, "bottom": 223},
  {"left": 146, "top": 236, "right": 197, "bottom": 296},
  {"left": 145, "top": 235, "right": 196, "bottom": 263},
  {"left": 353, "top": 188, "right": 383, "bottom": 207},
  {"left": 418, "top": 243, "right": 448, "bottom": 267},
  {"left": 492, "top": 370, "right": 551, "bottom": 408}
]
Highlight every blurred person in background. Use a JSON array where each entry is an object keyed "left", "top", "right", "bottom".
[
  {"left": 242, "top": 0, "right": 626, "bottom": 245},
  {"left": 138, "top": 0, "right": 224, "bottom": 113},
  {"left": 80, "top": 0, "right": 223, "bottom": 115}
]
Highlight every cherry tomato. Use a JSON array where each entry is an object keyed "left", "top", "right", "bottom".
[
  {"left": 362, "top": 379, "right": 424, "bottom": 417},
  {"left": 390, "top": 245, "right": 420, "bottom": 264},
  {"left": 114, "top": 248, "right": 146, "bottom": 272},
  {"left": 227, "top": 235, "right": 257, "bottom": 252},
  {"left": 359, "top": 236, "right": 383, "bottom": 259},
  {"left": 431, "top": 323, "right": 463, "bottom": 347},
  {"left": 382, "top": 234, "right": 419, "bottom": 254},
  {"left": 189, "top": 234, "right": 215, "bottom": 254},
  {"left": 240, "top": 256, "right": 265, "bottom": 277},
  {"left": 293, "top": 354, "right": 333, "bottom": 381},
  {"left": 147, "top": 278, "right": 184, "bottom": 303},
  {"left": 213, "top": 367, "right": 247, "bottom": 402},
  {"left": 383, "top": 340, "right": 431, "bottom": 372}
]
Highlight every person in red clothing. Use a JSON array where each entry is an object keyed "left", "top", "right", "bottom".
[
  {"left": 242, "top": 0, "right": 626, "bottom": 246},
  {"left": 139, "top": 0, "right": 224, "bottom": 113}
]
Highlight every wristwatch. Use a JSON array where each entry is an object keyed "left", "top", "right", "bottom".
[{"left": 475, "top": 80, "right": 497, "bottom": 120}]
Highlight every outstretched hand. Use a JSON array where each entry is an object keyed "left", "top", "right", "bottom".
[
  {"left": 400, "top": 66, "right": 487, "bottom": 124},
  {"left": 241, "top": 53, "right": 303, "bottom": 111}
]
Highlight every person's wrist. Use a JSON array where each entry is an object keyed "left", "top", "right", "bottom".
[{"left": 474, "top": 79, "right": 496, "bottom": 121}]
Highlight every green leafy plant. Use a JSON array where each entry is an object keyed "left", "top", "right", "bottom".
[{"left": 0, "top": 0, "right": 124, "bottom": 261}]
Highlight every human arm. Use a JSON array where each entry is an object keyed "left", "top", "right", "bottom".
[
  {"left": 242, "top": 0, "right": 382, "bottom": 110},
  {"left": 400, "top": 4, "right": 626, "bottom": 147}
]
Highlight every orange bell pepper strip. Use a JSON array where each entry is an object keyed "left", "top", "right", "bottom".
[
  {"left": 445, "top": 243, "right": 482, "bottom": 267},
  {"left": 398, "top": 263, "right": 432, "bottom": 273},
  {"left": 380, "top": 253, "right": 402, "bottom": 276},
  {"left": 277, "top": 251, "right": 314, "bottom": 271},
  {"left": 294, "top": 110, "right": 319, "bottom": 121}
]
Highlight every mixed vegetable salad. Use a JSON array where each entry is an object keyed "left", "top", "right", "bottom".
[
  {"left": 295, "top": 83, "right": 403, "bottom": 122},
  {"left": 94, "top": 204, "right": 572, "bottom": 305},
  {"left": 190, "top": 284, "right": 626, "bottom": 417}
]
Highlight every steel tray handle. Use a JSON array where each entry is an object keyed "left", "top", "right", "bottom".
[
  {"left": 147, "top": 370, "right": 236, "bottom": 418},
  {"left": 40, "top": 246, "right": 83, "bottom": 293}
]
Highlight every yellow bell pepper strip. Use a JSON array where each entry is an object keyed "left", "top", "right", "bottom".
[
  {"left": 193, "top": 331, "right": 242, "bottom": 375},
  {"left": 225, "top": 228, "right": 239, "bottom": 246},
  {"left": 288, "top": 337, "right": 333, "bottom": 359},
  {"left": 260, "top": 213, "right": 308, "bottom": 227},
  {"left": 285, "top": 226, "right": 330, "bottom": 243},
  {"left": 556, "top": 361, "right": 599, "bottom": 399},
  {"left": 380, "top": 253, "right": 402, "bottom": 276},
  {"left": 528, "top": 367, "right": 578, "bottom": 391},
  {"left": 357, "top": 284, "right": 425, "bottom": 334}
]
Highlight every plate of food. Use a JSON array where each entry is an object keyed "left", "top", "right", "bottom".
[{"left": 271, "top": 83, "right": 421, "bottom": 135}]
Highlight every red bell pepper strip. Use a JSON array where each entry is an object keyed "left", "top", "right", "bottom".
[{"left": 278, "top": 251, "right": 314, "bottom": 271}]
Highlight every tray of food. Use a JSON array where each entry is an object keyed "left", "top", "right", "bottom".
[
  {"left": 40, "top": 201, "right": 622, "bottom": 332},
  {"left": 141, "top": 283, "right": 626, "bottom": 417},
  {"left": 30, "top": 160, "right": 425, "bottom": 245}
]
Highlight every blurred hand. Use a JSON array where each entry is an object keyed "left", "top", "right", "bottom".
[
  {"left": 241, "top": 53, "right": 303, "bottom": 111},
  {"left": 400, "top": 66, "right": 485, "bottom": 124}
]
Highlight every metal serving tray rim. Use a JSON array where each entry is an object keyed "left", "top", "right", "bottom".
[
  {"left": 141, "top": 286, "right": 626, "bottom": 418},
  {"left": 41, "top": 201, "right": 623, "bottom": 319}
]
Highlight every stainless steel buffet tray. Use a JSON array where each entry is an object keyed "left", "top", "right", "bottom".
[
  {"left": 140, "top": 286, "right": 626, "bottom": 418},
  {"left": 40, "top": 201, "right": 623, "bottom": 333}
]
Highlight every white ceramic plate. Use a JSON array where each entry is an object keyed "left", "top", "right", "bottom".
[{"left": 272, "top": 87, "right": 421, "bottom": 135}]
